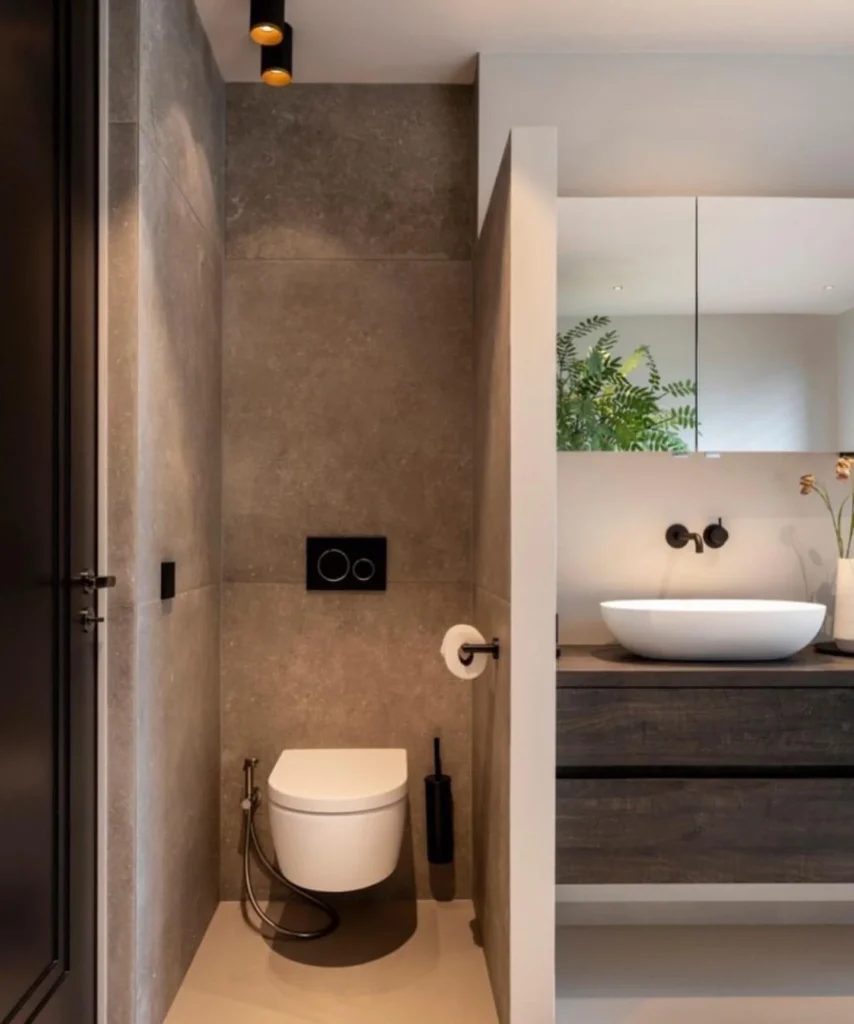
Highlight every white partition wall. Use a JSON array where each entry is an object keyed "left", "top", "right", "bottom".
[{"left": 473, "top": 127, "right": 558, "bottom": 1024}]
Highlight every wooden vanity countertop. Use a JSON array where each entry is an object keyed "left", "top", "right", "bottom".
[{"left": 557, "top": 644, "right": 854, "bottom": 688}]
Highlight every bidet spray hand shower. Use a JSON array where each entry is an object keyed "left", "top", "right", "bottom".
[{"left": 240, "top": 757, "right": 339, "bottom": 940}]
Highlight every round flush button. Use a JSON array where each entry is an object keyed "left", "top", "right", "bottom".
[
  {"left": 317, "top": 548, "right": 350, "bottom": 583},
  {"left": 352, "top": 558, "right": 376, "bottom": 583}
]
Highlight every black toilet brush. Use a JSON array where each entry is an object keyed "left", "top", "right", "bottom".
[{"left": 425, "top": 737, "right": 454, "bottom": 865}]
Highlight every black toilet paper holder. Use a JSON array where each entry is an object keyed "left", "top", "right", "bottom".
[{"left": 458, "top": 638, "right": 501, "bottom": 665}]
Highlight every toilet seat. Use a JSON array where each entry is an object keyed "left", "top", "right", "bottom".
[{"left": 268, "top": 748, "right": 407, "bottom": 814}]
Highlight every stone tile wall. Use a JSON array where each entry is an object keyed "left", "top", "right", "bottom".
[
  {"left": 106, "top": 1, "right": 224, "bottom": 1021},
  {"left": 221, "top": 84, "right": 475, "bottom": 901}
]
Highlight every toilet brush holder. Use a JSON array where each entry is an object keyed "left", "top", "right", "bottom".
[{"left": 425, "top": 737, "right": 454, "bottom": 864}]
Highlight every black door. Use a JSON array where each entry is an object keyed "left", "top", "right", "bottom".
[{"left": 0, "top": 0, "right": 98, "bottom": 1021}]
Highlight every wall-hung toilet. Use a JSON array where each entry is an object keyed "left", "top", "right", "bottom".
[{"left": 267, "top": 748, "right": 408, "bottom": 893}]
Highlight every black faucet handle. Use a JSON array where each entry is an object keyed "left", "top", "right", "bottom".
[{"left": 703, "top": 518, "right": 729, "bottom": 550}]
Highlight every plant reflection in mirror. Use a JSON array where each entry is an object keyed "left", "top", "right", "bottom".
[
  {"left": 799, "top": 458, "right": 854, "bottom": 557},
  {"left": 556, "top": 315, "right": 698, "bottom": 452}
]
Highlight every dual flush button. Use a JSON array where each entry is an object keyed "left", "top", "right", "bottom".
[
  {"left": 317, "top": 548, "right": 375, "bottom": 584},
  {"left": 306, "top": 537, "right": 387, "bottom": 592}
]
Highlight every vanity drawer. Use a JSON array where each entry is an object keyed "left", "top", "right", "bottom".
[
  {"left": 557, "top": 687, "right": 854, "bottom": 767},
  {"left": 556, "top": 778, "right": 854, "bottom": 884}
]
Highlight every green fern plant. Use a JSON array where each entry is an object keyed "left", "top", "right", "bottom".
[{"left": 557, "top": 315, "right": 698, "bottom": 452}]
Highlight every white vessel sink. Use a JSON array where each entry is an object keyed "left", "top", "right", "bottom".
[{"left": 600, "top": 599, "right": 826, "bottom": 662}]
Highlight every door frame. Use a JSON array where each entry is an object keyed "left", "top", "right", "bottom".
[
  {"left": 67, "top": 0, "right": 100, "bottom": 1019},
  {"left": 11, "top": 0, "right": 101, "bottom": 1019},
  {"left": 96, "top": 0, "right": 109, "bottom": 1018}
]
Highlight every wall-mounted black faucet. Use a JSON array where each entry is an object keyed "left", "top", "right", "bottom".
[
  {"left": 666, "top": 520, "right": 730, "bottom": 554},
  {"left": 666, "top": 524, "right": 704, "bottom": 554}
]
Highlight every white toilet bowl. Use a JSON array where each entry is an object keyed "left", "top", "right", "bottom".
[{"left": 267, "top": 748, "right": 407, "bottom": 893}]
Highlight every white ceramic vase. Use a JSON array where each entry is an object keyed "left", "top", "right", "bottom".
[{"left": 834, "top": 558, "right": 854, "bottom": 653}]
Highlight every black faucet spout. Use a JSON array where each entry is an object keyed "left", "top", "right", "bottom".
[{"left": 665, "top": 523, "right": 705, "bottom": 554}]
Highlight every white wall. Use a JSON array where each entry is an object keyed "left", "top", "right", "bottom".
[
  {"left": 478, "top": 54, "right": 854, "bottom": 226},
  {"left": 558, "top": 452, "right": 845, "bottom": 644},
  {"left": 837, "top": 309, "right": 854, "bottom": 452},
  {"left": 508, "top": 126, "right": 558, "bottom": 1024}
]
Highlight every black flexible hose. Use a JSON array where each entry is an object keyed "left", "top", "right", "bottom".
[{"left": 241, "top": 762, "right": 339, "bottom": 941}]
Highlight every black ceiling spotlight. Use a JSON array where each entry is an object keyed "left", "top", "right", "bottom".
[
  {"left": 249, "top": 0, "right": 285, "bottom": 46},
  {"left": 260, "top": 21, "right": 293, "bottom": 87}
]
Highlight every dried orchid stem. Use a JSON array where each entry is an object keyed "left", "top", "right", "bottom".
[
  {"left": 836, "top": 493, "right": 850, "bottom": 550},
  {"left": 813, "top": 484, "right": 844, "bottom": 558},
  {"left": 843, "top": 481, "right": 851, "bottom": 561}
]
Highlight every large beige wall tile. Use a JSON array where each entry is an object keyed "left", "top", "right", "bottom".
[
  {"left": 108, "top": 0, "right": 138, "bottom": 124},
  {"left": 136, "top": 586, "right": 221, "bottom": 1024},
  {"left": 106, "top": 119, "right": 141, "bottom": 1024},
  {"left": 223, "top": 258, "right": 472, "bottom": 584},
  {"left": 220, "top": 582, "right": 473, "bottom": 901},
  {"left": 105, "top": 602, "right": 138, "bottom": 1024},
  {"left": 472, "top": 586, "right": 510, "bottom": 1024},
  {"left": 473, "top": 153, "right": 511, "bottom": 603},
  {"left": 226, "top": 85, "right": 474, "bottom": 261},
  {"left": 138, "top": 133, "right": 222, "bottom": 603},
  {"left": 106, "top": 2, "right": 225, "bottom": 1019},
  {"left": 107, "top": 123, "right": 139, "bottom": 607},
  {"left": 140, "top": 0, "right": 224, "bottom": 240}
]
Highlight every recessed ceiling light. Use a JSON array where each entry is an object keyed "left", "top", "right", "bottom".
[
  {"left": 612, "top": 285, "right": 623, "bottom": 292},
  {"left": 824, "top": 284, "right": 835, "bottom": 291}
]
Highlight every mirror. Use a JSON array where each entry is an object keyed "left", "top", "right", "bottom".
[
  {"left": 557, "top": 198, "right": 698, "bottom": 452},
  {"left": 697, "top": 197, "right": 854, "bottom": 453}
]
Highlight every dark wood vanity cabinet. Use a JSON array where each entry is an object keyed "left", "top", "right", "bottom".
[
  {"left": 557, "top": 686, "right": 854, "bottom": 767},
  {"left": 557, "top": 778, "right": 854, "bottom": 884},
  {"left": 556, "top": 647, "right": 854, "bottom": 885}
]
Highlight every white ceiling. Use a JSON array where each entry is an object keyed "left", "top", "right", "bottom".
[
  {"left": 558, "top": 197, "right": 854, "bottom": 318},
  {"left": 195, "top": 0, "right": 854, "bottom": 84}
]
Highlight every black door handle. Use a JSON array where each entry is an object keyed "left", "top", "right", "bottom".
[
  {"left": 74, "top": 569, "right": 117, "bottom": 594},
  {"left": 78, "top": 609, "right": 105, "bottom": 633}
]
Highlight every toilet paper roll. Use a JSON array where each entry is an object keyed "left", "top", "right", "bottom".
[{"left": 440, "top": 624, "right": 489, "bottom": 680}]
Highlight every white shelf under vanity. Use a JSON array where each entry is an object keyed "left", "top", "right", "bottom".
[{"left": 556, "top": 884, "right": 854, "bottom": 927}]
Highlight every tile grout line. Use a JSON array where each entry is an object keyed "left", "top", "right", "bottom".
[
  {"left": 135, "top": 581, "right": 221, "bottom": 612},
  {"left": 223, "top": 255, "right": 473, "bottom": 265},
  {"left": 221, "top": 579, "right": 473, "bottom": 587}
]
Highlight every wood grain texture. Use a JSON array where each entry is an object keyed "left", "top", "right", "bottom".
[
  {"left": 557, "top": 644, "right": 854, "bottom": 688},
  {"left": 556, "top": 778, "right": 854, "bottom": 884},
  {"left": 557, "top": 687, "right": 854, "bottom": 767}
]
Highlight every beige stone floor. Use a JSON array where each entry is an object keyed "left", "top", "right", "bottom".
[
  {"left": 164, "top": 899, "right": 499, "bottom": 1024},
  {"left": 557, "top": 925, "right": 854, "bottom": 1023}
]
